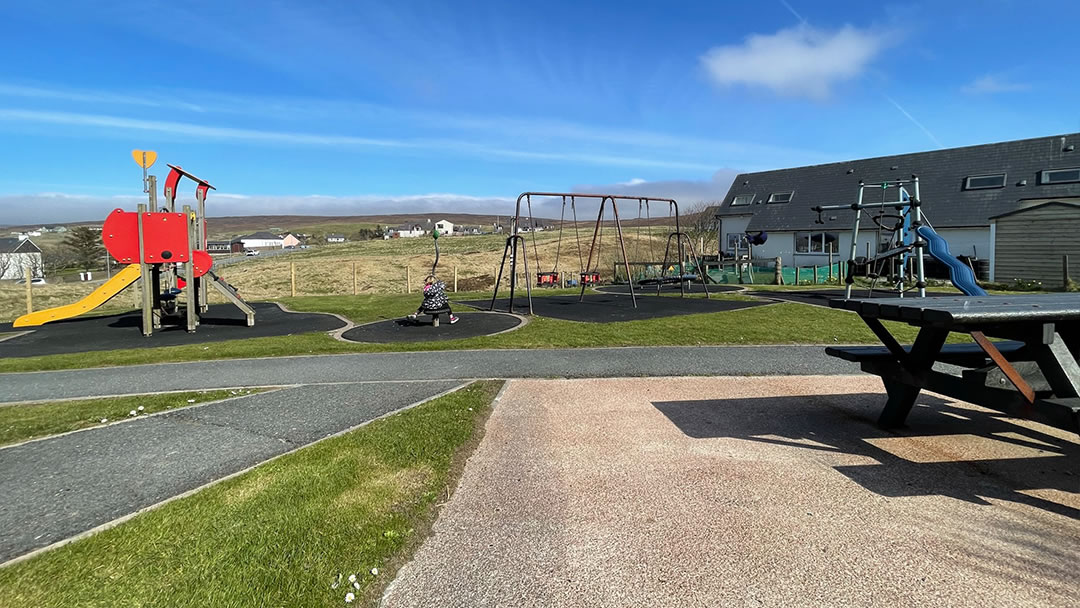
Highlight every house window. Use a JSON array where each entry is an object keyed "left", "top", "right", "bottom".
[
  {"left": 731, "top": 194, "right": 754, "bottom": 206},
  {"left": 964, "top": 173, "right": 1006, "bottom": 190},
  {"left": 767, "top": 191, "right": 794, "bottom": 203},
  {"left": 1040, "top": 167, "right": 1080, "bottom": 184},
  {"left": 794, "top": 232, "right": 839, "bottom": 254}
]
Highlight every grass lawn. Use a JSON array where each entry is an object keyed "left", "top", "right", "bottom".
[
  {"left": 0, "top": 389, "right": 261, "bottom": 447},
  {"left": 0, "top": 290, "right": 944, "bottom": 373},
  {"left": 0, "top": 380, "right": 502, "bottom": 607}
]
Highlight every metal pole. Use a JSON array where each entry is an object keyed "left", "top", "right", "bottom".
[
  {"left": 489, "top": 238, "right": 511, "bottom": 311},
  {"left": 912, "top": 177, "right": 926, "bottom": 297},
  {"left": 137, "top": 204, "right": 153, "bottom": 336},
  {"left": 24, "top": 266, "right": 32, "bottom": 315},
  {"left": 673, "top": 201, "right": 685, "bottom": 297},
  {"left": 845, "top": 183, "right": 864, "bottom": 299},
  {"left": 611, "top": 197, "right": 637, "bottom": 308},
  {"left": 581, "top": 199, "right": 605, "bottom": 303}
]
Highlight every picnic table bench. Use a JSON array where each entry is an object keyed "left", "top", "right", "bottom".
[{"left": 826, "top": 294, "right": 1080, "bottom": 434}]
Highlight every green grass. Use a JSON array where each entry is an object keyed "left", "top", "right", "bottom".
[
  {"left": 0, "top": 291, "right": 944, "bottom": 373},
  {"left": 0, "top": 380, "right": 502, "bottom": 607},
  {"left": 0, "top": 389, "right": 260, "bottom": 447}
]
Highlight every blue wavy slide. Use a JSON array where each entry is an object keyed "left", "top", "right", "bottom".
[{"left": 916, "top": 225, "right": 988, "bottom": 296}]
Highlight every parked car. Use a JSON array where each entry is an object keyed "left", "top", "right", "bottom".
[
  {"left": 15, "top": 277, "right": 47, "bottom": 285},
  {"left": 244, "top": 249, "right": 259, "bottom": 256}
]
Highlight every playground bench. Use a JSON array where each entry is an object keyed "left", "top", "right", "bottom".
[{"left": 826, "top": 294, "right": 1080, "bottom": 435}]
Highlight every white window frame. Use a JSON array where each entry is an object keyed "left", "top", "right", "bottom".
[
  {"left": 794, "top": 231, "right": 839, "bottom": 254},
  {"left": 964, "top": 173, "right": 1006, "bottom": 190},
  {"left": 731, "top": 194, "right": 754, "bottom": 206},
  {"left": 767, "top": 191, "right": 794, "bottom": 203},
  {"left": 1040, "top": 167, "right": 1080, "bottom": 185}
]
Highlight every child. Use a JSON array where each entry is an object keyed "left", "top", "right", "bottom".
[{"left": 408, "top": 275, "right": 459, "bottom": 324}]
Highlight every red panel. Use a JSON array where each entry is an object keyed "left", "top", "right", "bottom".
[
  {"left": 102, "top": 209, "right": 191, "bottom": 264},
  {"left": 191, "top": 250, "right": 212, "bottom": 278}
]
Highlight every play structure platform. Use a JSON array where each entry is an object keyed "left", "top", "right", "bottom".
[{"left": 14, "top": 153, "right": 255, "bottom": 335}]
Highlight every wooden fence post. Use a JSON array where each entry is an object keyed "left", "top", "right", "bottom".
[
  {"left": 406, "top": 266, "right": 412, "bottom": 293},
  {"left": 1064, "top": 254, "right": 1070, "bottom": 288},
  {"left": 453, "top": 266, "right": 458, "bottom": 292},
  {"left": 774, "top": 256, "right": 783, "bottom": 285},
  {"left": 25, "top": 266, "right": 33, "bottom": 315},
  {"left": 290, "top": 262, "right": 296, "bottom": 297},
  {"left": 352, "top": 261, "right": 358, "bottom": 295},
  {"left": 828, "top": 244, "right": 834, "bottom": 281}
]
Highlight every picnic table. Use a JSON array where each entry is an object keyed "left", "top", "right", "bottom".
[{"left": 826, "top": 294, "right": 1080, "bottom": 434}]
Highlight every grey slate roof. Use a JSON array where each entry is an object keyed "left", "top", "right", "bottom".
[
  {"left": 241, "top": 231, "right": 283, "bottom": 240},
  {"left": 0, "top": 238, "right": 41, "bottom": 254},
  {"left": 717, "top": 133, "right": 1080, "bottom": 232}
]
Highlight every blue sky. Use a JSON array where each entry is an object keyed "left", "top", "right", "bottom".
[{"left": 1, "top": 0, "right": 1078, "bottom": 223}]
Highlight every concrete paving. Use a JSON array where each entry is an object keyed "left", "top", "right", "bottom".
[
  {"left": 0, "top": 380, "right": 462, "bottom": 563},
  {"left": 0, "top": 346, "right": 856, "bottom": 403},
  {"left": 382, "top": 377, "right": 1080, "bottom": 608}
]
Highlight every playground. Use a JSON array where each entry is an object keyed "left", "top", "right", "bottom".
[{"left": 1, "top": 166, "right": 1077, "bottom": 607}]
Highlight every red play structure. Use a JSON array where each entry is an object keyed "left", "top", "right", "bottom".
[{"left": 15, "top": 153, "right": 254, "bottom": 334}]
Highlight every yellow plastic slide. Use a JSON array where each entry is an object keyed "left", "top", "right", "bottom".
[{"left": 14, "top": 264, "right": 142, "bottom": 328}]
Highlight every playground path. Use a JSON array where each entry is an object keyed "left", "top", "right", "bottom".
[
  {"left": 0, "top": 346, "right": 855, "bottom": 404},
  {"left": 382, "top": 377, "right": 1080, "bottom": 608},
  {"left": 0, "top": 380, "right": 463, "bottom": 564}
]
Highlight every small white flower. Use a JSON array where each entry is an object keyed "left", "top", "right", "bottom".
[
  {"left": 370, "top": 567, "right": 379, "bottom": 576},
  {"left": 129, "top": 410, "right": 137, "bottom": 416},
  {"left": 348, "top": 574, "right": 356, "bottom": 583},
  {"left": 137, "top": 406, "right": 145, "bottom": 412},
  {"left": 353, "top": 582, "right": 360, "bottom": 590},
  {"left": 345, "top": 592, "right": 355, "bottom": 603},
  {"left": 100, "top": 418, "right": 108, "bottom": 423},
  {"left": 187, "top": 399, "right": 195, "bottom": 403}
]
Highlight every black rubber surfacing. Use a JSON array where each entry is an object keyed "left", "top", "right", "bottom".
[
  {"left": 340, "top": 312, "right": 522, "bottom": 343},
  {"left": 0, "top": 302, "right": 346, "bottom": 358},
  {"left": 461, "top": 294, "right": 768, "bottom": 323},
  {"left": 594, "top": 283, "right": 741, "bottom": 296}
]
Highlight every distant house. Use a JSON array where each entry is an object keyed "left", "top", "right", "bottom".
[
  {"left": 326, "top": 234, "right": 346, "bottom": 244},
  {"left": 395, "top": 224, "right": 426, "bottom": 238},
  {"left": 236, "top": 231, "right": 285, "bottom": 249},
  {"left": 0, "top": 237, "right": 43, "bottom": 280},
  {"left": 282, "top": 233, "right": 303, "bottom": 248},
  {"left": 455, "top": 224, "right": 482, "bottom": 235},
  {"left": 205, "top": 241, "right": 232, "bottom": 254},
  {"left": 43, "top": 225, "right": 68, "bottom": 233},
  {"left": 434, "top": 220, "right": 455, "bottom": 235}
]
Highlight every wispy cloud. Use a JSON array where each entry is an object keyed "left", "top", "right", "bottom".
[
  {"left": 882, "top": 95, "right": 944, "bottom": 149},
  {"left": 0, "top": 108, "right": 718, "bottom": 172},
  {"left": 961, "top": 74, "right": 1031, "bottom": 94},
  {"left": 700, "top": 24, "right": 887, "bottom": 100}
]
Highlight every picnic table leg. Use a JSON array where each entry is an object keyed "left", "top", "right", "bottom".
[
  {"left": 877, "top": 326, "right": 949, "bottom": 429},
  {"left": 1033, "top": 330, "right": 1080, "bottom": 398}
]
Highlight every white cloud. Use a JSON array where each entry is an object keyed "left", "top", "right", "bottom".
[
  {"left": 700, "top": 24, "right": 886, "bottom": 99},
  {"left": 0, "top": 192, "right": 514, "bottom": 226},
  {"left": 961, "top": 74, "right": 1030, "bottom": 94}
]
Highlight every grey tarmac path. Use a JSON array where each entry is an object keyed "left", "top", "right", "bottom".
[
  {"left": 0, "top": 346, "right": 856, "bottom": 403},
  {"left": 0, "top": 380, "right": 462, "bottom": 563},
  {"left": 382, "top": 377, "right": 1080, "bottom": 608}
]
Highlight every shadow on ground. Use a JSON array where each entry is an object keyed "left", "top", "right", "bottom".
[{"left": 653, "top": 392, "right": 1079, "bottom": 520}]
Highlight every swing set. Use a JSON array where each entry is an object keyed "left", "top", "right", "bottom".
[{"left": 623, "top": 198, "right": 712, "bottom": 297}]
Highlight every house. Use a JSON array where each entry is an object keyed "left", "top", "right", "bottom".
[
  {"left": 434, "top": 220, "right": 455, "bottom": 235},
  {"left": 235, "top": 231, "right": 285, "bottom": 249},
  {"left": 394, "top": 224, "right": 426, "bottom": 238},
  {"left": 990, "top": 202, "right": 1080, "bottom": 287},
  {"left": 715, "top": 132, "right": 1080, "bottom": 278},
  {"left": 282, "top": 233, "right": 303, "bottom": 248},
  {"left": 0, "top": 237, "right": 43, "bottom": 280},
  {"left": 205, "top": 241, "right": 232, "bottom": 254},
  {"left": 326, "top": 234, "right": 346, "bottom": 244}
]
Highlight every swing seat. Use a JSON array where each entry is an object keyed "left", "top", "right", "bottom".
[
  {"left": 536, "top": 271, "right": 560, "bottom": 286},
  {"left": 580, "top": 272, "right": 601, "bottom": 284}
]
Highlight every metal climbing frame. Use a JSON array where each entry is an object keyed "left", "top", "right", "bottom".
[{"left": 811, "top": 176, "right": 927, "bottom": 299}]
